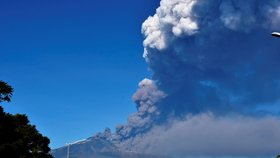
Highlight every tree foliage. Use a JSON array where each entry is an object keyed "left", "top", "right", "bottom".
[
  {"left": 0, "top": 81, "right": 13, "bottom": 102},
  {"left": 0, "top": 80, "right": 53, "bottom": 158}
]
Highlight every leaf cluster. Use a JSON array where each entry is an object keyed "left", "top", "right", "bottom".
[{"left": 0, "top": 81, "right": 13, "bottom": 103}]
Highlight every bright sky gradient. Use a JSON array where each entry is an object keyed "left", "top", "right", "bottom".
[{"left": 0, "top": 0, "right": 160, "bottom": 148}]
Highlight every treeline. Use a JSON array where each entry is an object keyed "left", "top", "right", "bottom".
[{"left": 0, "top": 80, "right": 53, "bottom": 158}]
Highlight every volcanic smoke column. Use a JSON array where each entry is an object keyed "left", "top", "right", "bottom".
[
  {"left": 116, "top": 0, "right": 280, "bottom": 157},
  {"left": 142, "top": 0, "right": 280, "bottom": 116},
  {"left": 52, "top": 1, "right": 280, "bottom": 157}
]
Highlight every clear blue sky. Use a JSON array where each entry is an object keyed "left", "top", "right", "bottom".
[{"left": 0, "top": 0, "right": 160, "bottom": 149}]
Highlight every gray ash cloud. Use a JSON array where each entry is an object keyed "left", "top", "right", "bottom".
[
  {"left": 53, "top": 1, "right": 280, "bottom": 157},
  {"left": 116, "top": 0, "right": 280, "bottom": 157}
]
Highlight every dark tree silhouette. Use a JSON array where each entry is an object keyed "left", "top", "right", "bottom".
[
  {"left": 0, "top": 81, "right": 13, "bottom": 102},
  {"left": 0, "top": 80, "right": 53, "bottom": 158}
]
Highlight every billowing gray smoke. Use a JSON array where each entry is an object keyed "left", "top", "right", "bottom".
[
  {"left": 142, "top": 0, "right": 280, "bottom": 116},
  {"left": 113, "top": 79, "right": 166, "bottom": 140},
  {"left": 54, "top": 0, "right": 280, "bottom": 157},
  {"left": 112, "top": 0, "right": 280, "bottom": 157}
]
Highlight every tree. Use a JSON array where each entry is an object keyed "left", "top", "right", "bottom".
[
  {"left": 277, "top": 155, "right": 280, "bottom": 158},
  {"left": 0, "top": 80, "right": 53, "bottom": 158},
  {"left": 0, "top": 81, "right": 13, "bottom": 102}
]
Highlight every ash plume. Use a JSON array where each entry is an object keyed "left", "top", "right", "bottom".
[
  {"left": 53, "top": 0, "right": 280, "bottom": 157},
  {"left": 116, "top": 0, "right": 280, "bottom": 157},
  {"left": 142, "top": 0, "right": 280, "bottom": 116}
]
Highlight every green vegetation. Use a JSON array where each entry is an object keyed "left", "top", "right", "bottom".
[
  {"left": 0, "top": 80, "right": 53, "bottom": 158},
  {"left": 0, "top": 81, "right": 13, "bottom": 102}
]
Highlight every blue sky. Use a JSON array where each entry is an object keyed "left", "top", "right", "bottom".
[{"left": 0, "top": 0, "right": 160, "bottom": 148}]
